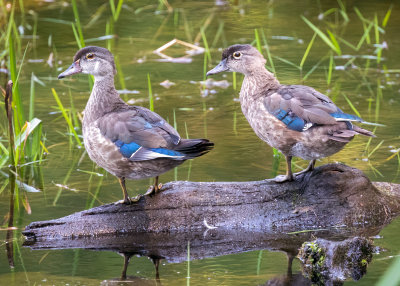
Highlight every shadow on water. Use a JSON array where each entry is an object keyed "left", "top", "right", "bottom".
[{"left": 23, "top": 225, "right": 382, "bottom": 285}]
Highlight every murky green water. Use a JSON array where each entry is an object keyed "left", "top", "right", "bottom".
[{"left": 1, "top": 0, "right": 400, "bottom": 284}]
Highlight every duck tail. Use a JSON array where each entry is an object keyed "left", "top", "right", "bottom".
[
  {"left": 352, "top": 125, "right": 376, "bottom": 137},
  {"left": 175, "top": 139, "right": 214, "bottom": 159}
]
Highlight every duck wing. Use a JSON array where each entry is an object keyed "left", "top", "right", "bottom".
[
  {"left": 97, "top": 106, "right": 184, "bottom": 161},
  {"left": 264, "top": 85, "right": 350, "bottom": 132}
]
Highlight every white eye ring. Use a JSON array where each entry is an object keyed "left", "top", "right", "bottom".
[
  {"left": 86, "top": 53, "right": 95, "bottom": 60},
  {"left": 233, "top": 52, "right": 242, "bottom": 59}
]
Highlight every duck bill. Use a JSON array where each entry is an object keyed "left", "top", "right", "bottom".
[
  {"left": 58, "top": 60, "right": 82, "bottom": 79},
  {"left": 206, "top": 58, "right": 229, "bottom": 76}
]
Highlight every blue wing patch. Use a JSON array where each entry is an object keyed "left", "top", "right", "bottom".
[
  {"left": 150, "top": 148, "right": 184, "bottom": 157},
  {"left": 271, "top": 109, "right": 367, "bottom": 132},
  {"left": 114, "top": 139, "right": 184, "bottom": 160},
  {"left": 271, "top": 109, "right": 306, "bottom": 132},
  {"left": 114, "top": 140, "right": 141, "bottom": 158},
  {"left": 329, "top": 112, "right": 362, "bottom": 129},
  {"left": 329, "top": 112, "right": 362, "bottom": 122}
]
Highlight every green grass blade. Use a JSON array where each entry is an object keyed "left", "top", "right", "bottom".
[
  {"left": 337, "top": 0, "right": 348, "bottom": 22},
  {"left": 68, "top": 89, "right": 80, "bottom": 129},
  {"left": 200, "top": 27, "right": 211, "bottom": 63},
  {"left": 254, "top": 29, "right": 262, "bottom": 53},
  {"left": 0, "top": 142, "right": 9, "bottom": 156},
  {"left": 71, "top": 0, "right": 85, "bottom": 47},
  {"left": 327, "top": 53, "right": 334, "bottom": 85},
  {"left": 301, "top": 15, "right": 341, "bottom": 55},
  {"left": 14, "top": 117, "right": 43, "bottom": 161},
  {"left": 342, "top": 93, "right": 361, "bottom": 118},
  {"left": 13, "top": 43, "right": 29, "bottom": 90},
  {"left": 260, "top": 29, "right": 275, "bottom": 75},
  {"left": 85, "top": 4, "right": 107, "bottom": 29},
  {"left": 256, "top": 250, "right": 263, "bottom": 275},
  {"left": 8, "top": 29, "right": 25, "bottom": 128},
  {"left": 303, "top": 56, "right": 326, "bottom": 81},
  {"left": 147, "top": 73, "right": 154, "bottom": 111},
  {"left": 368, "top": 140, "right": 384, "bottom": 158},
  {"left": 29, "top": 73, "right": 35, "bottom": 121},
  {"left": 40, "top": 18, "right": 72, "bottom": 25},
  {"left": 114, "top": 0, "right": 124, "bottom": 22},
  {"left": 71, "top": 23, "right": 83, "bottom": 49},
  {"left": 109, "top": 0, "right": 116, "bottom": 19},
  {"left": 382, "top": 5, "right": 393, "bottom": 28},
  {"left": 337, "top": 36, "right": 357, "bottom": 51},
  {"left": 86, "top": 173, "right": 104, "bottom": 209},
  {"left": 51, "top": 88, "right": 82, "bottom": 146},
  {"left": 374, "top": 14, "right": 379, "bottom": 44},
  {"left": 233, "top": 111, "right": 238, "bottom": 135},
  {"left": 275, "top": 56, "right": 301, "bottom": 70},
  {"left": 5, "top": 3, "right": 15, "bottom": 46},
  {"left": 300, "top": 33, "right": 317, "bottom": 69},
  {"left": 114, "top": 55, "right": 126, "bottom": 90},
  {"left": 211, "top": 20, "right": 224, "bottom": 48},
  {"left": 203, "top": 51, "right": 207, "bottom": 82},
  {"left": 326, "top": 29, "right": 341, "bottom": 55},
  {"left": 377, "top": 257, "right": 400, "bottom": 286},
  {"left": 109, "top": 0, "right": 124, "bottom": 22},
  {"left": 30, "top": 122, "right": 43, "bottom": 161},
  {"left": 356, "top": 22, "right": 373, "bottom": 50},
  {"left": 173, "top": 108, "right": 177, "bottom": 130}
]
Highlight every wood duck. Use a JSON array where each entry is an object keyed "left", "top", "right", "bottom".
[
  {"left": 58, "top": 46, "right": 213, "bottom": 204},
  {"left": 207, "top": 44, "right": 377, "bottom": 182}
]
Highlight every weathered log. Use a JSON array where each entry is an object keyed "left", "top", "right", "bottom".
[
  {"left": 23, "top": 163, "right": 400, "bottom": 284},
  {"left": 23, "top": 163, "right": 400, "bottom": 241}
]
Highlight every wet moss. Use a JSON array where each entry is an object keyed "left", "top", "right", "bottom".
[
  {"left": 298, "top": 237, "right": 374, "bottom": 284},
  {"left": 298, "top": 241, "right": 329, "bottom": 285}
]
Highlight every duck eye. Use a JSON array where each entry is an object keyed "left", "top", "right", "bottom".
[
  {"left": 86, "top": 53, "right": 95, "bottom": 60},
  {"left": 233, "top": 52, "right": 242, "bottom": 59}
]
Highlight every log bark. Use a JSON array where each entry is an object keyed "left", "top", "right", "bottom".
[{"left": 23, "top": 163, "right": 400, "bottom": 242}]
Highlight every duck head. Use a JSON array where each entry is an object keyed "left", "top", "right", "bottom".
[
  {"left": 207, "top": 44, "right": 266, "bottom": 76},
  {"left": 58, "top": 46, "right": 116, "bottom": 80}
]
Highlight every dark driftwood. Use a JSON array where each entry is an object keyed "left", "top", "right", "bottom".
[{"left": 23, "top": 163, "right": 400, "bottom": 241}]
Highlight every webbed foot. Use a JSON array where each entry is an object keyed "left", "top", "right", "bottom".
[
  {"left": 115, "top": 195, "right": 142, "bottom": 205},
  {"left": 293, "top": 169, "right": 310, "bottom": 177},
  {"left": 274, "top": 174, "right": 294, "bottom": 183},
  {"left": 130, "top": 194, "right": 142, "bottom": 202},
  {"left": 155, "top": 183, "right": 163, "bottom": 193},
  {"left": 294, "top": 159, "right": 316, "bottom": 177},
  {"left": 144, "top": 183, "right": 163, "bottom": 196}
]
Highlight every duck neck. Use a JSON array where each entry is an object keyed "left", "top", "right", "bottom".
[
  {"left": 84, "top": 75, "right": 124, "bottom": 124},
  {"left": 240, "top": 67, "right": 280, "bottom": 100}
]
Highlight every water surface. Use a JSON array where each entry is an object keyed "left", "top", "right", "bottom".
[{"left": 1, "top": 0, "right": 400, "bottom": 284}]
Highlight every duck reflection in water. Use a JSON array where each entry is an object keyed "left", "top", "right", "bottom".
[
  {"left": 102, "top": 253, "right": 162, "bottom": 285},
  {"left": 74, "top": 232, "right": 372, "bottom": 286}
]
